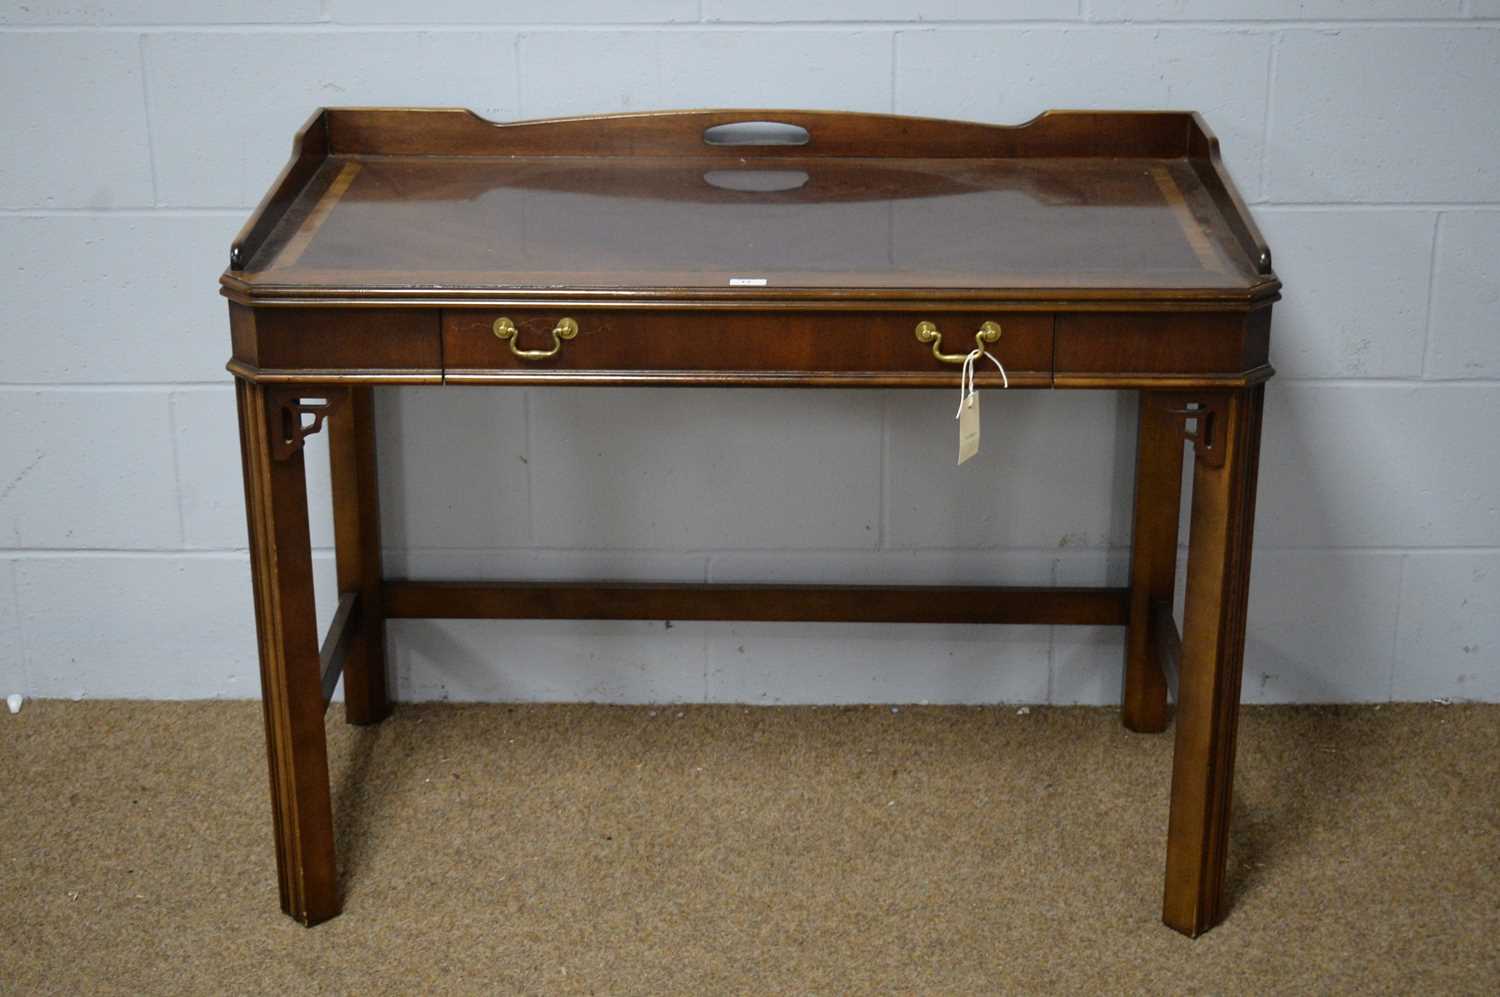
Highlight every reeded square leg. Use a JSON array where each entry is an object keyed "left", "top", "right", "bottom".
[
  {"left": 236, "top": 378, "right": 339, "bottom": 925},
  {"left": 329, "top": 386, "right": 391, "bottom": 726},
  {"left": 1161, "top": 386, "right": 1265, "bottom": 937},
  {"left": 1122, "top": 391, "right": 1187, "bottom": 733}
]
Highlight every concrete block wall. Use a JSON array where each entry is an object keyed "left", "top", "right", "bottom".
[{"left": 2, "top": 2, "right": 1497, "bottom": 704}]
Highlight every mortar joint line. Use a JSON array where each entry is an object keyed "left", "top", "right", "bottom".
[
  {"left": 1257, "top": 29, "right": 1280, "bottom": 202},
  {"left": 136, "top": 33, "right": 161, "bottom": 207},
  {"left": 1387, "top": 552, "right": 1409, "bottom": 701},
  {"left": 1419, "top": 212, "right": 1445, "bottom": 378},
  {"left": 165, "top": 393, "right": 188, "bottom": 549}
]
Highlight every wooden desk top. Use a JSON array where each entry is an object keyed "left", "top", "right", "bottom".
[
  {"left": 222, "top": 108, "right": 1277, "bottom": 307},
  {"left": 223, "top": 109, "right": 1278, "bottom": 392}
]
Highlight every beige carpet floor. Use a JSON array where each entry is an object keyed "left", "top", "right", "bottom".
[{"left": 1, "top": 700, "right": 1497, "bottom": 995}]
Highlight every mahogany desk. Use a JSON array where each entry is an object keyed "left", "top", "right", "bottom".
[{"left": 222, "top": 108, "right": 1279, "bottom": 937}]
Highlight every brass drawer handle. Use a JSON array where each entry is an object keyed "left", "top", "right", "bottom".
[
  {"left": 493, "top": 316, "right": 579, "bottom": 360},
  {"left": 914, "top": 320, "right": 1001, "bottom": 364}
]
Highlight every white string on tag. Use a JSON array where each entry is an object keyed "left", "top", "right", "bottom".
[{"left": 955, "top": 346, "right": 1008, "bottom": 419}]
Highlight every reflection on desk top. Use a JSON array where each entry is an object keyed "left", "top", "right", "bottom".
[{"left": 224, "top": 108, "right": 1278, "bottom": 305}]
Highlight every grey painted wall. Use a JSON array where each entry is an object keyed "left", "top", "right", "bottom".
[{"left": 2, "top": 1, "right": 1497, "bottom": 704}]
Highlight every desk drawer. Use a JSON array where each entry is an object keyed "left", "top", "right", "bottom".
[
  {"left": 443, "top": 309, "right": 1053, "bottom": 386},
  {"left": 229, "top": 304, "right": 443, "bottom": 380},
  {"left": 1054, "top": 311, "right": 1271, "bottom": 380}
]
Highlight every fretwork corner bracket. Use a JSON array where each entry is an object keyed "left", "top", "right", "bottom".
[
  {"left": 1167, "top": 393, "right": 1230, "bottom": 468},
  {"left": 268, "top": 389, "right": 343, "bottom": 461}
]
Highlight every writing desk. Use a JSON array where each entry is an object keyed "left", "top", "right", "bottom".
[{"left": 222, "top": 108, "right": 1278, "bottom": 937}]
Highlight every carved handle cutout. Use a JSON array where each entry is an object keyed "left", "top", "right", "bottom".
[{"left": 703, "top": 121, "right": 810, "bottom": 147}]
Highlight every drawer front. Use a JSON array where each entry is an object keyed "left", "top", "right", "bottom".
[
  {"left": 1054, "top": 311, "right": 1270, "bottom": 378},
  {"left": 443, "top": 309, "right": 1054, "bottom": 386},
  {"left": 230, "top": 304, "right": 443, "bottom": 377}
]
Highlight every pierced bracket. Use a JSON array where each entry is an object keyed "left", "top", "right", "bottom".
[
  {"left": 1166, "top": 394, "right": 1229, "bottom": 468},
  {"left": 268, "top": 389, "right": 342, "bottom": 461}
]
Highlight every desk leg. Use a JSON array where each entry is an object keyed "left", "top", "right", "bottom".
[
  {"left": 1162, "top": 385, "right": 1264, "bottom": 937},
  {"left": 236, "top": 378, "right": 339, "bottom": 925},
  {"left": 1122, "top": 391, "right": 1186, "bottom": 733},
  {"left": 329, "top": 386, "right": 390, "bottom": 725}
]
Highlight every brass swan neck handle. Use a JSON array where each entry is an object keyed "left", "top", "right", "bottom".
[
  {"left": 493, "top": 316, "right": 579, "bottom": 360},
  {"left": 914, "top": 320, "right": 1002, "bottom": 364}
]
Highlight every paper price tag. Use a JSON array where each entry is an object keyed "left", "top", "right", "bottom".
[
  {"left": 958, "top": 392, "right": 980, "bottom": 465},
  {"left": 954, "top": 345, "right": 1006, "bottom": 466}
]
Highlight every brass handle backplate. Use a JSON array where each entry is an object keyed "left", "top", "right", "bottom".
[
  {"left": 914, "top": 320, "right": 1002, "bottom": 364},
  {"left": 493, "top": 316, "right": 579, "bottom": 360}
]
